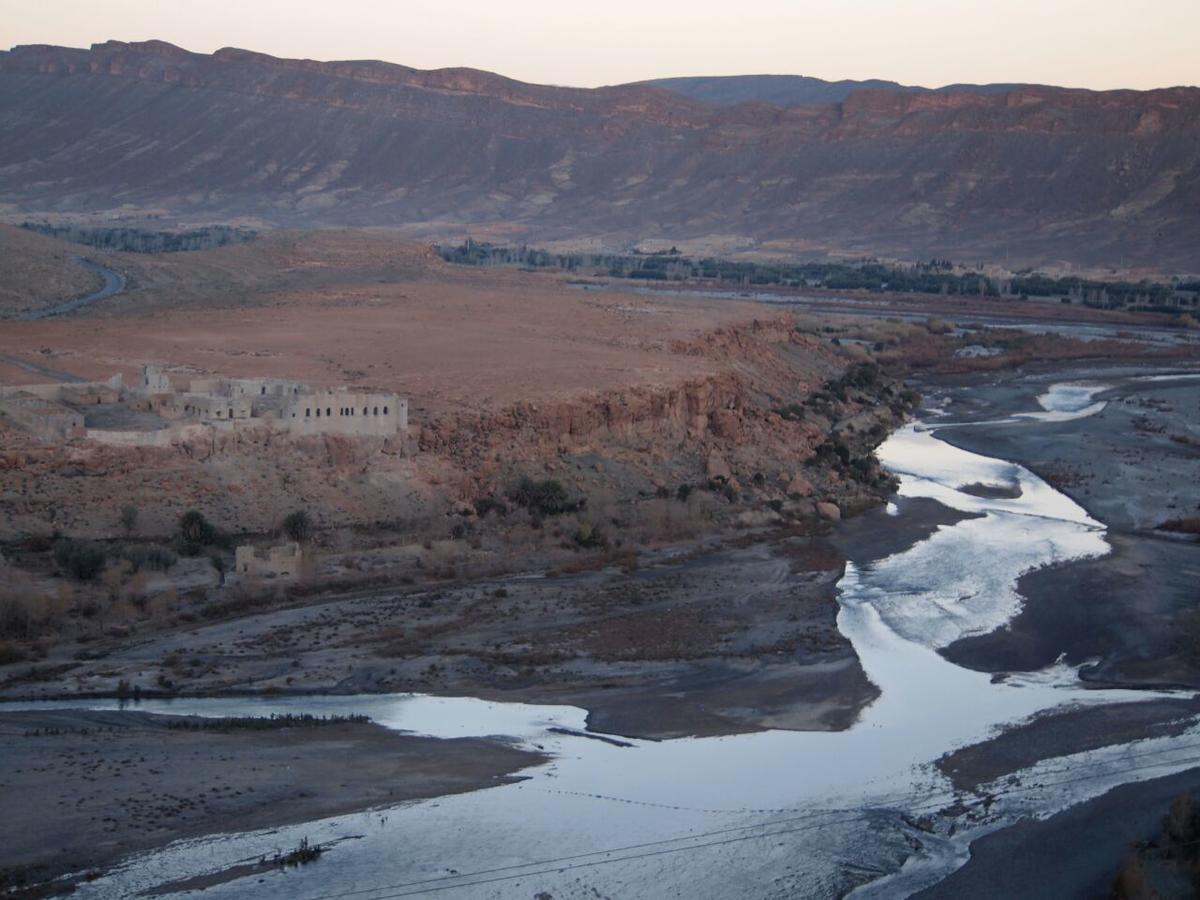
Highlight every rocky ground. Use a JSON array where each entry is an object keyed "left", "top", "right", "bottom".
[
  {"left": 0, "top": 708, "right": 542, "bottom": 895},
  {"left": 0, "top": 527, "right": 878, "bottom": 740}
]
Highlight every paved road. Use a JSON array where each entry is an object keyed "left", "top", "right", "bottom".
[{"left": 17, "top": 256, "right": 125, "bottom": 320}]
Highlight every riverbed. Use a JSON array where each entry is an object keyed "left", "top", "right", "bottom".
[{"left": 6, "top": 380, "right": 1198, "bottom": 898}]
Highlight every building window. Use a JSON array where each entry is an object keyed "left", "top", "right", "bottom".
[
  {"left": 261, "top": 386, "right": 266, "bottom": 395},
  {"left": 362, "top": 407, "right": 368, "bottom": 415},
  {"left": 384, "top": 406, "right": 389, "bottom": 415},
  {"left": 326, "top": 408, "right": 332, "bottom": 417},
  {"left": 305, "top": 408, "right": 310, "bottom": 417},
  {"left": 315, "top": 408, "right": 320, "bottom": 417}
]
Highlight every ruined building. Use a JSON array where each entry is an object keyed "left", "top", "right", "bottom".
[{"left": 0, "top": 365, "right": 407, "bottom": 445}]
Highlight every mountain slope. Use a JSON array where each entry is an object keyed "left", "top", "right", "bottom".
[
  {"left": 0, "top": 224, "right": 105, "bottom": 315},
  {"left": 1, "top": 40, "right": 1199, "bottom": 271}
]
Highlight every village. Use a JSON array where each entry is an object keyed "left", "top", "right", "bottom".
[{"left": 0, "top": 364, "right": 408, "bottom": 446}]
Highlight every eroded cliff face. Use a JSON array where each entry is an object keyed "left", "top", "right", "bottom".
[{"left": 0, "top": 318, "right": 910, "bottom": 542}]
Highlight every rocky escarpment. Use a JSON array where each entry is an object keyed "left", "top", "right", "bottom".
[
  {"left": 0, "top": 318, "right": 911, "bottom": 542},
  {"left": 1, "top": 41, "right": 1198, "bottom": 269}
]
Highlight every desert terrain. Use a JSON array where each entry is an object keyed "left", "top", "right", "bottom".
[
  {"left": 1, "top": 7, "right": 1199, "bottom": 896},
  {"left": 0, "top": 224, "right": 1197, "bottom": 896}
]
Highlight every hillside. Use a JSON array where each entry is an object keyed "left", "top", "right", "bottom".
[
  {"left": 0, "top": 224, "right": 105, "bottom": 315},
  {"left": 1, "top": 40, "right": 1199, "bottom": 270}
]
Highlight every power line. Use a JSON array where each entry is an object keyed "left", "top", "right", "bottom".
[{"left": 295, "top": 736, "right": 1200, "bottom": 899}]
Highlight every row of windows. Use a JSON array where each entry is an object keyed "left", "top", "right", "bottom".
[
  {"left": 183, "top": 403, "right": 241, "bottom": 418},
  {"left": 303, "top": 405, "right": 389, "bottom": 418}
]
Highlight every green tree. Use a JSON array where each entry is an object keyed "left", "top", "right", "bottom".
[
  {"left": 178, "top": 510, "right": 216, "bottom": 556},
  {"left": 119, "top": 504, "right": 139, "bottom": 536},
  {"left": 281, "top": 510, "right": 313, "bottom": 543}
]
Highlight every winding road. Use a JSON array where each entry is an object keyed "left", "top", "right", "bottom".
[{"left": 17, "top": 256, "right": 126, "bottom": 320}]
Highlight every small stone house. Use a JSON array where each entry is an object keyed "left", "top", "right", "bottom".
[{"left": 234, "top": 542, "right": 303, "bottom": 580}]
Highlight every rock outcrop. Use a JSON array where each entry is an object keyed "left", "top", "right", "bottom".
[{"left": 0, "top": 317, "right": 911, "bottom": 541}]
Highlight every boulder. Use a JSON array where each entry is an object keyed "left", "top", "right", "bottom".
[
  {"left": 786, "top": 473, "right": 814, "bottom": 497},
  {"left": 816, "top": 501, "right": 841, "bottom": 521},
  {"left": 705, "top": 451, "right": 732, "bottom": 480}
]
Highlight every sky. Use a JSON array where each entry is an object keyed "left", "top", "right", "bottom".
[{"left": 1, "top": 0, "right": 1197, "bottom": 91}]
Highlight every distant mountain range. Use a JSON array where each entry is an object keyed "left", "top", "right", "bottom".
[
  {"left": 1, "top": 40, "right": 1198, "bottom": 271},
  {"left": 638, "top": 75, "right": 1030, "bottom": 107}
]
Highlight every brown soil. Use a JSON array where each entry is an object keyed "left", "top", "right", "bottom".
[{"left": 0, "top": 232, "right": 759, "bottom": 409}]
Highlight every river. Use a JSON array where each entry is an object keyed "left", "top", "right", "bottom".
[{"left": 6, "top": 384, "right": 1199, "bottom": 898}]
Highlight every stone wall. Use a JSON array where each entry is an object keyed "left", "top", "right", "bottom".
[
  {"left": 282, "top": 390, "right": 406, "bottom": 437},
  {"left": 0, "top": 393, "right": 85, "bottom": 442}
]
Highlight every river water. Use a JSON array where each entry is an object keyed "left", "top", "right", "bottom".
[{"left": 9, "top": 385, "right": 1200, "bottom": 898}]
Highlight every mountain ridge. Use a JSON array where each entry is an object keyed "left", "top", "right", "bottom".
[
  {"left": 2, "top": 40, "right": 1198, "bottom": 271},
  {"left": 635, "top": 74, "right": 1035, "bottom": 107}
]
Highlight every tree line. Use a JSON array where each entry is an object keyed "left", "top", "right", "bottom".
[
  {"left": 21, "top": 222, "right": 258, "bottom": 254},
  {"left": 439, "top": 240, "right": 1199, "bottom": 313}
]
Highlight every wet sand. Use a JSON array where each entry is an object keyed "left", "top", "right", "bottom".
[
  {"left": 916, "top": 767, "right": 1200, "bottom": 900},
  {"left": 937, "top": 697, "right": 1200, "bottom": 792},
  {"left": 0, "top": 708, "right": 543, "bottom": 893},
  {"left": 928, "top": 368, "right": 1200, "bottom": 689}
]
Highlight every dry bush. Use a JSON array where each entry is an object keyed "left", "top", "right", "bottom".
[
  {"left": 837, "top": 341, "right": 873, "bottom": 362},
  {"left": 0, "top": 585, "right": 68, "bottom": 643},
  {"left": 423, "top": 539, "right": 464, "bottom": 580},
  {"left": 1159, "top": 517, "right": 1200, "bottom": 535},
  {"left": 1111, "top": 851, "right": 1152, "bottom": 899}
]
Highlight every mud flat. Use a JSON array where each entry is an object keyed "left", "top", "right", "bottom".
[
  {"left": 916, "top": 767, "right": 1200, "bottom": 900},
  {"left": 924, "top": 367, "right": 1200, "bottom": 690},
  {"left": 0, "top": 708, "right": 542, "bottom": 893}
]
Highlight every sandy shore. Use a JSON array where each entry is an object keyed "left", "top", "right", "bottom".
[{"left": 0, "top": 708, "right": 543, "bottom": 893}]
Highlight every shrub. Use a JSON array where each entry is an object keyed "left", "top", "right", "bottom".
[
  {"left": 122, "top": 544, "right": 177, "bottom": 572},
  {"left": 573, "top": 523, "right": 607, "bottom": 550},
  {"left": 52, "top": 539, "right": 107, "bottom": 581},
  {"left": 842, "top": 361, "right": 881, "bottom": 388},
  {"left": 177, "top": 510, "right": 217, "bottom": 556},
  {"left": 24, "top": 533, "right": 56, "bottom": 553},
  {"left": 676, "top": 484, "right": 694, "bottom": 502},
  {"left": 1159, "top": 517, "right": 1200, "bottom": 535},
  {"left": 119, "top": 505, "right": 139, "bottom": 536},
  {"left": 474, "top": 496, "right": 509, "bottom": 517},
  {"left": 0, "top": 640, "right": 27, "bottom": 665},
  {"left": 0, "top": 597, "right": 34, "bottom": 640},
  {"left": 509, "top": 477, "right": 575, "bottom": 517},
  {"left": 281, "top": 510, "right": 312, "bottom": 543}
]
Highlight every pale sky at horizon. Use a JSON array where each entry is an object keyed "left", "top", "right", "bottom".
[{"left": 1, "top": 0, "right": 1197, "bottom": 91}]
